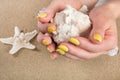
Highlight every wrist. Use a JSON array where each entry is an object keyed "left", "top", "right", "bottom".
[{"left": 104, "top": 1, "right": 120, "bottom": 19}]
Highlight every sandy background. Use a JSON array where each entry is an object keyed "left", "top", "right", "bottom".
[{"left": 0, "top": 0, "right": 120, "bottom": 80}]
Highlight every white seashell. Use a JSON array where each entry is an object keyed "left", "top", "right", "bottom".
[{"left": 53, "top": 5, "right": 91, "bottom": 44}]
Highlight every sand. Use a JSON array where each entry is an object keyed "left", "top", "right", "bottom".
[{"left": 0, "top": 0, "right": 120, "bottom": 80}]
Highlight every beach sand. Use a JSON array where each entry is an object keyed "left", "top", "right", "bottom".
[{"left": 0, "top": 0, "right": 120, "bottom": 80}]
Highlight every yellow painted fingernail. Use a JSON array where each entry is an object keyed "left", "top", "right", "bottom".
[
  {"left": 42, "top": 40, "right": 49, "bottom": 46},
  {"left": 58, "top": 45, "right": 68, "bottom": 52},
  {"left": 47, "top": 26, "right": 56, "bottom": 33},
  {"left": 47, "top": 47, "right": 52, "bottom": 52},
  {"left": 56, "top": 49, "right": 65, "bottom": 55},
  {"left": 93, "top": 34, "right": 102, "bottom": 42},
  {"left": 69, "top": 38, "right": 80, "bottom": 46},
  {"left": 50, "top": 55, "right": 56, "bottom": 60},
  {"left": 37, "top": 13, "right": 47, "bottom": 18}
]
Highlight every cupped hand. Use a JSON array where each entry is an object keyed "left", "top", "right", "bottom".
[
  {"left": 37, "top": 0, "right": 85, "bottom": 59},
  {"left": 57, "top": 3, "right": 118, "bottom": 60}
]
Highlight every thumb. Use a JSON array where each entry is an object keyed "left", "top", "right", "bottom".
[
  {"left": 89, "top": 25, "right": 106, "bottom": 44},
  {"left": 37, "top": 1, "right": 65, "bottom": 23}
]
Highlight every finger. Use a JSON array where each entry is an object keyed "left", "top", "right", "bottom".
[
  {"left": 69, "top": 31, "right": 117, "bottom": 53},
  {"left": 49, "top": 52, "right": 81, "bottom": 60},
  {"left": 50, "top": 52, "right": 81, "bottom": 60},
  {"left": 89, "top": 14, "right": 117, "bottom": 44},
  {"left": 37, "top": 21, "right": 56, "bottom": 33},
  {"left": 37, "top": 0, "right": 82, "bottom": 23},
  {"left": 50, "top": 52, "right": 60, "bottom": 60},
  {"left": 37, "top": 1, "right": 64, "bottom": 23},
  {"left": 37, "top": 32, "right": 52, "bottom": 46},
  {"left": 37, "top": 32, "right": 59, "bottom": 60},
  {"left": 47, "top": 43, "right": 56, "bottom": 53},
  {"left": 68, "top": 20, "right": 117, "bottom": 52},
  {"left": 64, "top": 53, "right": 80, "bottom": 60},
  {"left": 58, "top": 43, "right": 105, "bottom": 60},
  {"left": 89, "top": 24, "right": 106, "bottom": 44},
  {"left": 48, "top": 43, "right": 60, "bottom": 60}
]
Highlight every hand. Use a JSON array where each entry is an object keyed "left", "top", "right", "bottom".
[
  {"left": 56, "top": 2, "right": 118, "bottom": 60},
  {"left": 37, "top": 0, "right": 98, "bottom": 59},
  {"left": 37, "top": 0, "right": 83, "bottom": 59}
]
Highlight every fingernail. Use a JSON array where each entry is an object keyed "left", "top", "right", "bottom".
[
  {"left": 47, "top": 47, "right": 52, "bottom": 52},
  {"left": 37, "top": 13, "right": 47, "bottom": 19},
  {"left": 58, "top": 45, "right": 68, "bottom": 52},
  {"left": 56, "top": 49, "right": 65, "bottom": 55},
  {"left": 47, "top": 26, "right": 56, "bottom": 33},
  {"left": 69, "top": 38, "right": 80, "bottom": 46},
  {"left": 50, "top": 54, "right": 56, "bottom": 60},
  {"left": 93, "top": 34, "right": 102, "bottom": 42},
  {"left": 42, "top": 39, "right": 49, "bottom": 46}
]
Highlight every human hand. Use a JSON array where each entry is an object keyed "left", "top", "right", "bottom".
[
  {"left": 37, "top": 0, "right": 98, "bottom": 59},
  {"left": 55, "top": 2, "right": 118, "bottom": 60},
  {"left": 37, "top": 0, "right": 82, "bottom": 59}
]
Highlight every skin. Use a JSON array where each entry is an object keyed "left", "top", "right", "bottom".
[{"left": 37, "top": 0, "right": 120, "bottom": 60}]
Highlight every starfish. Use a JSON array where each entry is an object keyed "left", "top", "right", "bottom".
[{"left": 0, "top": 26, "right": 38, "bottom": 54}]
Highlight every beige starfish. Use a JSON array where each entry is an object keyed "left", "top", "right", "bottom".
[{"left": 0, "top": 26, "right": 38, "bottom": 54}]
